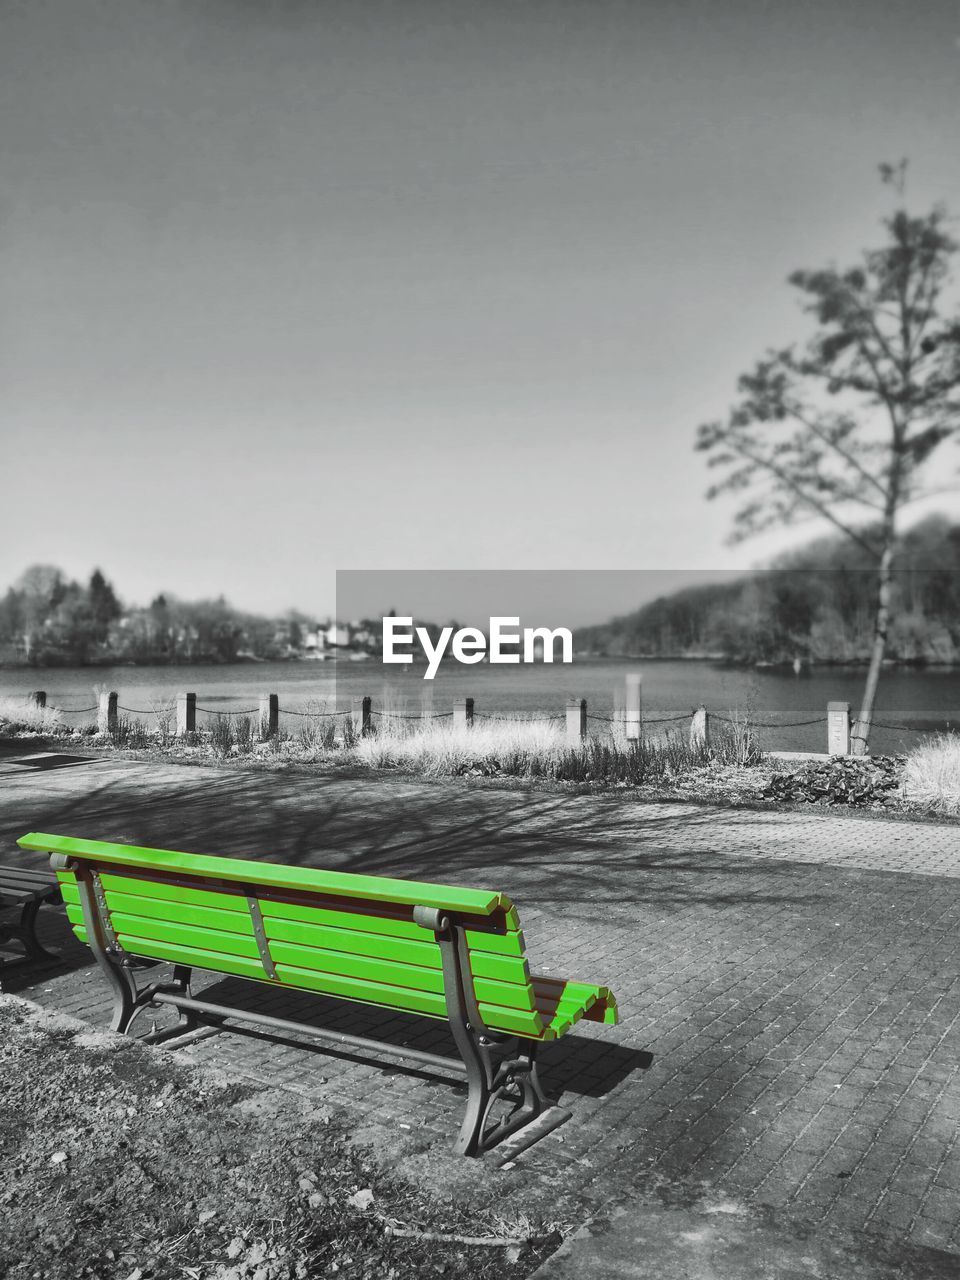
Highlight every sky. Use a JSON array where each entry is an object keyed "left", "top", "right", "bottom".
[{"left": 2, "top": 0, "right": 960, "bottom": 625}]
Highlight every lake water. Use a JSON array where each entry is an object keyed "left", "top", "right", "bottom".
[{"left": 2, "top": 658, "right": 958, "bottom": 754}]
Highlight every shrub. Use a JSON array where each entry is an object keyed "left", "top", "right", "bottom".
[
  {"left": 110, "top": 717, "right": 152, "bottom": 749},
  {"left": 151, "top": 696, "right": 175, "bottom": 746},
  {"left": 210, "top": 714, "right": 234, "bottom": 756},
  {"left": 763, "top": 754, "right": 904, "bottom": 806},
  {"left": 902, "top": 733, "right": 960, "bottom": 815},
  {"left": 235, "top": 715, "right": 254, "bottom": 753},
  {"left": 710, "top": 712, "right": 764, "bottom": 767}
]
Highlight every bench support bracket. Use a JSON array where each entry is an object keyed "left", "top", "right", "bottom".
[
  {"left": 56, "top": 855, "right": 197, "bottom": 1037},
  {"left": 413, "top": 905, "right": 550, "bottom": 1156}
]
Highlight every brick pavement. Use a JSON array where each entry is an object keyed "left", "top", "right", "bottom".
[{"left": 2, "top": 753, "right": 960, "bottom": 1262}]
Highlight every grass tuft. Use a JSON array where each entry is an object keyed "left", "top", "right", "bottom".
[{"left": 902, "top": 733, "right": 960, "bottom": 815}]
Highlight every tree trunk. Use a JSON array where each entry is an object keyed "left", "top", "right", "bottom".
[{"left": 850, "top": 541, "right": 895, "bottom": 756}]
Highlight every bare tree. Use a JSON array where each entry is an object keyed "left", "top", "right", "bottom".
[{"left": 697, "top": 163, "right": 960, "bottom": 753}]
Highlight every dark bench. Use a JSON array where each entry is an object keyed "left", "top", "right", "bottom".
[
  {"left": 0, "top": 863, "right": 63, "bottom": 965},
  {"left": 17, "top": 832, "right": 619, "bottom": 1157}
]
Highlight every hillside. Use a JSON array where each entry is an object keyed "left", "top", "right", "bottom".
[{"left": 574, "top": 516, "right": 960, "bottom": 666}]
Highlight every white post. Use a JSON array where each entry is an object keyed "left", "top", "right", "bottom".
[
  {"left": 420, "top": 686, "right": 434, "bottom": 725},
  {"left": 176, "top": 692, "right": 196, "bottom": 737},
  {"left": 625, "top": 673, "right": 642, "bottom": 742},
  {"left": 690, "top": 705, "right": 710, "bottom": 750},
  {"left": 566, "top": 698, "right": 586, "bottom": 746},
  {"left": 827, "top": 701, "right": 851, "bottom": 755}
]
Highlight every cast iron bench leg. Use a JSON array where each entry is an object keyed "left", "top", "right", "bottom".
[
  {"left": 456, "top": 1033, "right": 551, "bottom": 1157},
  {"left": 0, "top": 896, "right": 60, "bottom": 966},
  {"left": 19, "top": 898, "right": 59, "bottom": 960}
]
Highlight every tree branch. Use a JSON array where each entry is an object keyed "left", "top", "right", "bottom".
[
  {"left": 786, "top": 404, "right": 889, "bottom": 501},
  {"left": 718, "top": 433, "right": 882, "bottom": 558}
]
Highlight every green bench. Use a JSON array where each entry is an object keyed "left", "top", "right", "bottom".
[{"left": 17, "top": 832, "right": 618, "bottom": 1157}]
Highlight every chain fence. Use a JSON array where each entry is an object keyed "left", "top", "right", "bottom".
[{"left": 5, "top": 688, "right": 957, "bottom": 746}]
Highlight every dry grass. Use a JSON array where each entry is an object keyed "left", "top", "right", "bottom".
[
  {"left": 0, "top": 695, "right": 64, "bottom": 733},
  {"left": 356, "top": 717, "right": 567, "bottom": 777},
  {"left": 902, "top": 733, "right": 960, "bottom": 815}
]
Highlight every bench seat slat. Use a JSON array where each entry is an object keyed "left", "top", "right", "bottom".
[
  {"left": 532, "top": 975, "right": 619, "bottom": 1036},
  {"left": 273, "top": 963, "right": 546, "bottom": 1037},
  {"left": 462, "top": 928, "right": 525, "bottom": 958},
  {"left": 258, "top": 897, "right": 524, "bottom": 952},
  {"left": 263, "top": 916, "right": 532, "bottom": 987},
  {"left": 115, "top": 934, "right": 271, "bottom": 983},
  {"left": 99, "top": 873, "right": 250, "bottom": 914},
  {"left": 0, "top": 887, "right": 42, "bottom": 905},
  {"left": 267, "top": 939, "right": 538, "bottom": 1012},
  {"left": 272, "top": 962, "right": 450, "bottom": 1018},
  {"left": 110, "top": 912, "right": 264, "bottom": 962},
  {"left": 104, "top": 891, "right": 256, "bottom": 937},
  {"left": 0, "top": 867, "right": 57, "bottom": 888},
  {"left": 269, "top": 939, "right": 444, "bottom": 996},
  {"left": 65, "top": 904, "right": 264, "bottom": 964}
]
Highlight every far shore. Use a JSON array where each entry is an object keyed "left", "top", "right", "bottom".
[{"left": 1, "top": 654, "right": 958, "bottom": 672}]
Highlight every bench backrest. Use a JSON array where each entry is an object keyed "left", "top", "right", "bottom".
[{"left": 18, "top": 833, "right": 548, "bottom": 1039}]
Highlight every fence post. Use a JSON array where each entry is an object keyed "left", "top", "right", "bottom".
[
  {"left": 690, "top": 705, "right": 710, "bottom": 750},
  {"left": 625, "top": 673, "right": 642, "bottom": 742},
  {"left": 566, "top": 697, "right": 586, "bottom": 746},
  {"left": 827, "top": 701, "right": 851, "bottom": 755},
  {"left": 259, "top": 693, "right": 279, "bottom": 741},
  {"left": 176, "top": 692, "right": 196, "bottom": 737},
  {"left": 453, "top": 697, "right": 474, "bottom": 730},
  {"left": 352, "top": 696, "right": 372, "bottom": 737},
  {"left": 31, "top": 691, "right": 46, "bottom": 709},
  {"left": 98, "top": 691, "right": 119, "bottom": 735},
  {"left": 420, "top": 686, "right": 434, "bottom": 725}
]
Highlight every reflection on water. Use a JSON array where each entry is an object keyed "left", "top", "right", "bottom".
[{"left": 1, "top": 658, "right": 957, "bottom": 754}]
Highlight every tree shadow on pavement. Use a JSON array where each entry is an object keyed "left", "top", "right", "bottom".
[{"left": 4, "top": 768, "right": 827, "bottom": 914}]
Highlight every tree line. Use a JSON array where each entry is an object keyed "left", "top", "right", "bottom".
[
  {"left": 0, "top": 565, "right": 317, "bottom": 666},
  {"left": 575, "top": 516, "right": 960, "bottom": 666}
]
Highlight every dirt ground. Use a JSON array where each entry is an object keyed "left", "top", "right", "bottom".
[{"left": 0, "top": 996, "right": 563, "bottom": 1280}]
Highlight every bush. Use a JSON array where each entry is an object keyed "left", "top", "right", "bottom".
[
  {"left": 902, "top": 733, "right": 960, "bottom": 815},
  {"left": 710, "top": 714, "right": 764, "bottom": 767},
  {"left": 210, "top": 714, "right": 234, "bottom": 756},
  {"left": 235, "top": 714, "right": 254, "bottom": 753},
  {"left": 763, "top": 755, "right": 904, "bottom": 806}
]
